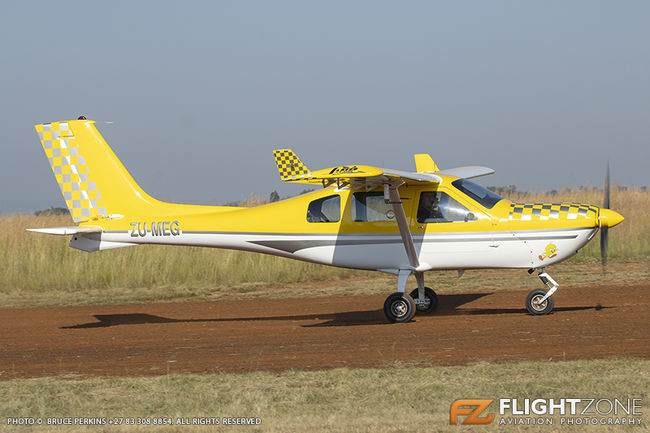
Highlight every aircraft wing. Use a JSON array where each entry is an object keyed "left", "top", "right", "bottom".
[
  {"left": 273, "top": 149, "right": 494, "bottom": 188},
  {"left": 273, "top": 149, "right": 442, "bottom": 187},
  {"left": 382, "top": 169, "right": 442, "bottom": 183}
]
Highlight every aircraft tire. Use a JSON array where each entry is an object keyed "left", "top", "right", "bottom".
[
  {"left": 525, "top": 289, "right": 554, "bottom": 315},
  {"left": 384, "top": 292, "right": 416, "bottom": 323},
  {"left": 409, "top": 287, "right": 438, "bottom": 314}
]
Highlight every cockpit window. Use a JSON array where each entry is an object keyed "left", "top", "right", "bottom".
[
  {"left": 351, "top": 192, "right": 396, "bottom": 222},
  {"left": 307, "top": 195, "right": 340, "bottom": 223},
  {"left": 417, "top": 191, "right": 476, "bottom": 223},
  {"left": 452, "top": 178, "right": 503, "bottom": 209}
]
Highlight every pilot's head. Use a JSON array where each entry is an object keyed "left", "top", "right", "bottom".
[{"left": 421, "top": 192, "right": 438, "bottom": 207}]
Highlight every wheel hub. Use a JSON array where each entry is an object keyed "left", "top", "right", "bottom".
[
  {"left": 531, "top": 294, "right": 547, "bottom": 311},
  {"left": 391, "top": 300, "right": 408, "bottom": 317},
  {"left": 415, "top": 297, "right": 431, "bottom": 309}
]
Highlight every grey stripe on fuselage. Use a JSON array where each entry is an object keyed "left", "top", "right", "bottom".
[{"left": 249, "top": 234, "right": 580, "bottom": 254}]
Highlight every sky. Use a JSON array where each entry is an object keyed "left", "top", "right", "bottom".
[{"left": 1, "top": 1, "right": 648, "bottom": 213}]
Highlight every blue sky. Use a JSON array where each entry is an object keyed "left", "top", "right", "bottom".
[{"left": 1, "top": 1, "right": 648, "bottom": 212}]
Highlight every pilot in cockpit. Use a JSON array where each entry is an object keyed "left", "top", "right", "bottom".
[{"left": 417, "top": 192, "right": 444, "bottom": 223}]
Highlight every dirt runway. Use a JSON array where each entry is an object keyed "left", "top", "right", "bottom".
[{"left": 1, "top": 283, "right": 648, "bottom": 379}]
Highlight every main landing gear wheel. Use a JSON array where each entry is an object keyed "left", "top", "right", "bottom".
[
  {"left": 525, "top": 289, "right": 554, "bottom": 315},
  {"left": 409, "top": 287, "right": 438, "bottom": 314},
  {"left": 384, "top": 292, "right": 416, "bottom": 323}
]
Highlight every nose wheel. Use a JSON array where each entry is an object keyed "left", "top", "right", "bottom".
[{"left": 525, "top": 289, "right": 554, "bottom": 315}]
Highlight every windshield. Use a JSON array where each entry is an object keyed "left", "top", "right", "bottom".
[{"left": 451, "top": 178, "right": 504, "bottom": 209}]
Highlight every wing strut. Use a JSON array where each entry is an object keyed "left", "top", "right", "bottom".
[
  {"left": 385, "top": 182, "right": 427, "bottom": 303},
  {"left": 384, "top": 182, "right": 419, "bottom": 270}
]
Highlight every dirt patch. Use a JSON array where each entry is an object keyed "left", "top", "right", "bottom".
[{"left": 0, "top": 283, "right": 648, "bottom": 379}]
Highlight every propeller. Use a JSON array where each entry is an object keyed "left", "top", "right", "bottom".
[{"left": 601, "top": 162, "right": 610, "bottom": 274}]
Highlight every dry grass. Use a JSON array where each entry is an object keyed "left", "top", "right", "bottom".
[
  {"left": 0, "top": 358, "right": 647, "bottom": 432},
  {"left": 0, "top": 214, "right": 371, "bottom": 294}
]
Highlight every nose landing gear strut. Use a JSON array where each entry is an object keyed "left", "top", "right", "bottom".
[{"left": 525, "top": 267, "right": 559, "bottom": 315}]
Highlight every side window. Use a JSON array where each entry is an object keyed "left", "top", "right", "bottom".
[
  {"left": 351, "top": 192, "right": 396, "bottom": 222},
  {"left": 417, "top": 191, "right": 475, "bottom": 223},
  {"left": 307, "top": 195, "right": 340, "bottom": 223}
]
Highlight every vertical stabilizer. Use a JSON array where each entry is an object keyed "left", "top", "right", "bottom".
[{"left": 35, "top": 120, "right": 160, "bottom": 222}]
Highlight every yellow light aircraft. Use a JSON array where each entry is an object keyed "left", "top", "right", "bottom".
[{"left": 29, "top": 118, "right": 624, "bottom": 323}]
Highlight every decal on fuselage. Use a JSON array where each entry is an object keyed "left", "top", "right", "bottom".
[
  {"left": 130, "top": 221, "right": 181, "bottom": 237},
  {"left": 538, "top": 243, "right": 558, "bottom": 261}
]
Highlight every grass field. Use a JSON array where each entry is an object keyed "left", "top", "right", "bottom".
[{"left": 1, "top": 359, "right": 647, "bottom": 432}]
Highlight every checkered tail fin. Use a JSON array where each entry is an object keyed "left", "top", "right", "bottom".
[
  {"left": 273, "top": 149, "right": 312, "bottom": 182},
  {"left": 35, "top": 120, "right": 156, "bottom": 223}
]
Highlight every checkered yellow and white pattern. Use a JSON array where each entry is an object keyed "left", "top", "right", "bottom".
[
  {"left": 273, "top": 149, "right": 312, "bottom": 181},
  {"left": 35, "top": 122, "right": 106, "bottom": 222},
  {"left": 509, "top": 203, "right": 598, "bottom": 221}
]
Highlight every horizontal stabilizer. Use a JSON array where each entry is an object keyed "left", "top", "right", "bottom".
[
  {"left": 435, "top": 166, "right": 494, "bottom": 179},
  {"left": 26, "top": 226, "right": 102, "bottom": 236}
]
